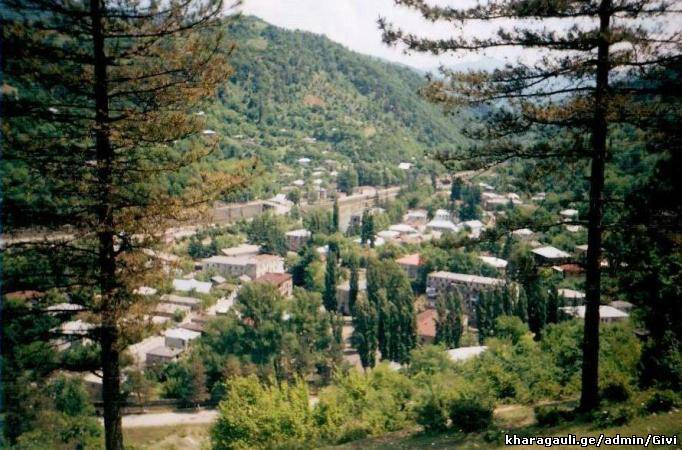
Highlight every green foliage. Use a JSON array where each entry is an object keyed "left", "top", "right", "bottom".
[
  {"left": 211, "top": 376, "right": 315, "bottom": 450},
  {"left": 534, "top": 405, "right": 576, "bottom": 427},
  {"left": 448, "top": 396, "right": 493, "bottom": 433},
  {"left": 493, "top": 315, "right": 529, "bottom": 345},
  {"left": 323, "top": 250, "right": 339, "bottom": 312},
  {"left": 314, "top": 366, "right": 414, "bottom": 443},
  {"left": 352, "top": 295, "right": 379, "bottom": 369},
  {"left": 247, "top": 212, "right": 288, "bottom": 255},
  {"left": 407, "top": 345, "right": 455, "bottom": 377},
  {"left": 435, "top": 291, "right": 463, "bottom": 348},
  {"left": 643, "top": 390, "right": 679, "bottom": 413},
  {"left": 413, "top": 390, "right": 451, "bottom": 433},
  {"left": 49, "top": 375, "right": 95, "bottom": 417}
]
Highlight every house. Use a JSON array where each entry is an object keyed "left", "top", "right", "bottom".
[
  {"left": 297, "top": 157, "right": 311, "bottom": 165},
  {"left": 336, "top": 275, "right": 367, "bottom": 315},
  {"left": 426, "top": 271, "right": 506, "bottom": 314},
  {"left": 285, "top": 229, "right": 311, "bottom": 252},
  {"left": 154, "top": 302, "right": 192, "bottom": 318},
  {"left": 426, "top": 210, "right": 459, "bottom": 233},
  {"left": 531, "top": 246, "right": 572, "bottom": 265},
  {"left": 377, "top": 230, "right": 401, "bottom": 241},
  {"left": 417, "top": 309, "right": 437, "bottom": 344},
  {"left": 559, "top": 305, "right": 628, "bottom": 324},
  {"left": 560, "top": 209, "right": 579, "bottom": 222},
  {"left": 531, "top": 192, "right": 546, "bottom": 202},
  {"left": 552, "top": 263, "right": 584, "bottom": 279},
  {"left": 164, "top": 327, "right": 201, "bottom": 349},
  {"left": 609, "top": 300, "right": 634, "bottom": 313},
  {"left": 395, "top": 253, "right": 422, "bottom": 279},
  {"left": 202, "top": 254, "right": 284, "bottom": 279},
  {"left": 134, "top": 286, "right": 158, "bottom": 296},
  {"left": 145, "top": 346, "right": 183, "bottom": 366},
  {"left": 403, "top": 209, "right": 428, "bottom": 227},
  {"left": 558, "top": 288, "right": 586, "bottom": 305},
  {"left": 512, "top": 228, "right": 535, "bottom": 240},
  {"left": 446, "top": 346, "right": 487, "bottom": 363},
  {"left": 211, "top": 275, "right": 227, "bottom": 284},
  {"left": 398, "top": 162, "right": 412, "bottom": 170},
  {"left": 221, "top": 243, "right": 261, "bottom": 258},
  {"left": 479, "top": 256, "right": 508, "bottom": 272},
  {"left": 172, "top": 278, "right": 211, "bottom": 294},
  {"left": 255, "top": 272, "right": 293, "bottom": 297},
  {"left": 160, "top": 294, "right": 202, "bottom": 311},
  {"left": 389, "top": 223, "right": 419, "bottom": 236}
]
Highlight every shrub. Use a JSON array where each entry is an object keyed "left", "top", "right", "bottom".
[
  {"left": 534, "top": 405, "right": 575, "bottom": 427},
  {"left": 414, "top": 392, "right": 450, "bottom": 433},
  {"left": 449, "top": 396, "right": 493, "bottom": 432},
  {"left": 493, "top": 316, "right": 528, "bottom": 345},
  {"left": 592, "top": 406, "right": 633, "bottom": 428},
  {"left": 644, "top": 390, "right": 680, "bottom": 413},
  {"left": 600, "top": 378, "right": 631, "bottom": 403}
]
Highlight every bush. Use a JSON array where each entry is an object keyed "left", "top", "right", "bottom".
[
  {"left": 414, "top": 392, "right": 450, "bottom": 433},
  {"left": 592, "top": 406, "right": 633, "bottom": 428},
  {"left": 449, "top": 396, "right": 493, "bottom": 432},
  {"left": 534, "top": 405, "right": 575, "bottom": 427},
  {"left": 644, "top": 390, "right": 680, "bottom": 413},
  {"left": 600, "top": 379, "right": 631, "bottom": 403}
]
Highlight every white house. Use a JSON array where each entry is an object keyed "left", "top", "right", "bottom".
[
  {"left": 164, "top": 328, "right": 201, "bottom": 349},
  {"left": 172, "top": 278, "right": 212, "bottom": 294},
  {"left": 446, "top": 346, "right": 488, "bottom": 362},
  {"left": 559, "top": 305, "right": 628, "bottom": 324}
]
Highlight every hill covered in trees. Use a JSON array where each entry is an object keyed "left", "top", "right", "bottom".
[{"left": 185, "top": 16, "right": 464, "bottom": 198}]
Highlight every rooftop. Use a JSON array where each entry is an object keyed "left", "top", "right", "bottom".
[
  {"left": 532, "top": 246, "right": 571, "bottom": 259},
  {"left": 446, "top": 346, "right": 488, "bottom": 362},
  {"left": 221, "top": 244, "right": 261, "bottom": 257},
  {"left": 256, "top": 272, "right": 292, "bottom": 286},
  {"left": 558, "top": 288, "right": 586, "bottom": 299},
  {"left": 164, "top": 327, "right": 201, "bottom": 341},
  {"left": 160, "top": 294, "right": 202, "bottom": 305},
  {"left": 172, "top": 278, "right": 212, "bottom": 294},
  {"left": 417, "top": 309, "right": 437, "bottom": 338},
  {"left": 560, "top": 305, "right": 629, "bottom": 319},
  {"left": 479, "top": 256, "right": 508, "bottom": 269},
  {"left": 147, "top": 345, "right": 183, "bottom": 358},
  {"left": 286, "top": 229, "right": 311, "bottom": 238},
  {"left": 428, "top": 271, "right": 505, "bottom": 286},
  {"left": 396, "top": 253, "right": 421, "bottom": 266}
]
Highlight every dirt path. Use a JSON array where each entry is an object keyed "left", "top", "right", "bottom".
[{"left": 121, "top": 409, "right": 219, "bottom": 428}]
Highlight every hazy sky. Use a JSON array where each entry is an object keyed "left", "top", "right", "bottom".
[{"left": 239, "top": 0, "right": 509, "bottom": 71}]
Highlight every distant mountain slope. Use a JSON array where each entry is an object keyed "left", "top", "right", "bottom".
[{"left": 206, "top": 16, "right": 464, "bottom": 168}]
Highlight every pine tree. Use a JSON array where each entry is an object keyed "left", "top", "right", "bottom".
[
  {"left": 323, "top": 250, "right": 338, "bottom": 312},
  {"left": 515, "top": 286, "right": 529, "bottom": 323},
  {"left": 435, "top": 290, "right": 463, "bottom": 348},
  {"left": 527, "top": 283, "right": 548, "bottom": 336},
  {"left": 450, "top": 177, "right": 463, "bottom": 201},
  {"left": 381, "top": 0, "right": 678, "bottom": 412},
  {"left": 2, "top": 1, "right": 248, "bottom": 447}
]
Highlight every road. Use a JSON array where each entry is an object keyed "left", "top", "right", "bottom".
[{"left": 121, "top": 409, "right": 219, "bottom": 428}]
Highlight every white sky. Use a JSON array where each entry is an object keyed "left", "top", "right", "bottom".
[{"left": 239, "top": 0, "right": 511, "bottom": 71}]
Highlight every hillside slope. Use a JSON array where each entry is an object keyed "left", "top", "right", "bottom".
[{"left": 205, "top": 16, "right": 463, "bottom": 170}]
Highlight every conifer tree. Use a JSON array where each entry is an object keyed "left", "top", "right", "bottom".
[
  {"left": 381, "top": 0, "right": 679, "bottom": 411},
  {"left": 2, "top": 1, "right": 249, "bottom": 446},
  {"left": 352, "top": 294, "right": 379, "bottom": 369}
]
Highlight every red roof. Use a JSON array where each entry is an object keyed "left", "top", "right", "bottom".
[
  {"left": 4, "top": 290, "right": 43, "bottom": 301},
  {"left": 255, "top": 272, "right": 292, "bottom": 287},
  {"left": 417, "top": 309, "right": 437, "bottom": 338},
  {"left": 558, "top": 263, "right": 584, "bottom": 274},
  {"left": 396, "top": 253, "right": 421, "bottom": 267}
]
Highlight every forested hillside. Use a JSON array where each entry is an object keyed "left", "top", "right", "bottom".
[{"left": 183, "top": 15, "right": 465, "bottom": 199}]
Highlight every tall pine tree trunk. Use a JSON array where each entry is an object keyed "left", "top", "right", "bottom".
[
  {"left": 91, "top": 0, "right": 123, "bottom": 447},
  {"left": 580, "top": 0, "right": 612, "bottom": 412}
]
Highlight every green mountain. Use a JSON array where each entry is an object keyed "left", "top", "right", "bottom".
[{"left": 197, "top": 16, "right": 464, "bottom": 194}]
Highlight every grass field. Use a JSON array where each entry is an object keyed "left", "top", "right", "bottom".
[
  {"left": 123, "top": 406, "right": 681, "bottom": 450},
  {"left": 330, "top": 408, "right": 682, "bottom": 450},
  {"left": 124, "top": 424, "right": 211, "bottom": 450}
]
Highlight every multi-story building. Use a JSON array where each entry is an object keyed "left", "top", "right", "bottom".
[
  {"left": 426, "top": 271, "right": 506, "bottom": 315},
  {"left": 285, "top": 229, "right": 311, "bottom": 252},
  {"left": 202, "top": 254, "right": 284, "bottom": 279}
]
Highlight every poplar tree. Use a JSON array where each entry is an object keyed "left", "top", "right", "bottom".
[
  {"left": 435, "top": 290, "right": 463, "bottom": 348},
  {"left": 323, "top": 250, "right": 338, "bottom": 312},
  {"left": 348, "top": 261, "right": 359, "bottom": 314},
  {"left": 381, "top": 0, "right": 679, "bottom": 411},
  {"left": 332, "top": 198, "right": 340, "bottom": 232},
  {"left": 352, "top": 294, "right": 379, "bottom": 369},
  {"left": 2, "top": 0, "right": 248, "bottom": 447}
]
